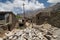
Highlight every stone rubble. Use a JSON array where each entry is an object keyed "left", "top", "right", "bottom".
[{"left": 2, "top": 23, "right": 60, "bottom": 40}]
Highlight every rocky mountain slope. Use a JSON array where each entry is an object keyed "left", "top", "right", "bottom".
[{"left": 19, "top": 3, "right": 60, "bottom": 18}]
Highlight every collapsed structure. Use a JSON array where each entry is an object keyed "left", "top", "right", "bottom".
[
  {"left": 0, "top": 11, "right": 18, "bottom": 31},
  {"left": 24, "top": 10, "right": 60, "bottom": 27}
]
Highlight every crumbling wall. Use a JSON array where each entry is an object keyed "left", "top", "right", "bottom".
[
  {"left": 9, "top": 13, "right": 18, "bottom": 30},
  {"left": 35, "top": 12, "right": 50, "bottom": 25},
  {"left": 32, "top": 11, "right": 60, "bottom": 28},
  {"left": 48, "top": 12, "right": 60, "bottom": 28}
]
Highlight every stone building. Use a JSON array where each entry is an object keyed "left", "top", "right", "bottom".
[
  {"left": 35, "top": 12, "right": 51, "bottom": 25},
  {"left": 0, "top": 11, "right": 18, "bottom": 31},
  {"left": 25, "top": 10, "right": 60, "bottom": 28},
  {"left": 24, "top": 11, "right": 51, "bottom": 25}
]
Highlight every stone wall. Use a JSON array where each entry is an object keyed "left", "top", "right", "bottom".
[
  {"left": 9, "top": 13, "right": 18, "bottom": 30},
  {"left": 32, "top": 11, "right": 60, "bottom": 28},
  {"left": 35, "top": 12, "right": 50, "bottom": 25}
]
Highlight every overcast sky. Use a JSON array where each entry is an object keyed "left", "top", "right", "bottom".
[{"left": 0, "top": 0, "right": 60, "bottom": 14}]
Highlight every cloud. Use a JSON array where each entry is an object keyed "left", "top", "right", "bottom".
[
  {"left": 47, "top": 0, "right": 60, "bottom": 3},
  {"left": 0, "top": 0, "right": 45, "bottom": 14}
]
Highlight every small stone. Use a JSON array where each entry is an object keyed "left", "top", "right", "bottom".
[{"left": 52, "top": 35, "right": 58, "bottom": 39}]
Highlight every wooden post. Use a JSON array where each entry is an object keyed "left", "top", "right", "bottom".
[{"left": 23, "top": 3, "right": 25, "bottom": 18}]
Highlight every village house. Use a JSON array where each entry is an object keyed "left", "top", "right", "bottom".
[
  {"left": 25, "top": 10, "right": 58, "bottom": 26},
  {"left": 35, "top": 11, "right": 52, "bottom": 25},
  {"left": 0, "top": 11, "right": 18, "bottom": 31},
  {"left": 24, "top": 10, "right": 60, "bottom": 28},
  {"left": 24, "top": 11, "right": 51, "bottom": 25}
]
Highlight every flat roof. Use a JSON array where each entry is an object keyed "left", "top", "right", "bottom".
[{"left": 0, "top": 11, "right": 13, "bottom": 14}]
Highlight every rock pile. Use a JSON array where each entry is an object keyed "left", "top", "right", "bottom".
[
  {"left": 3, "top": 23, "right": 59, "bottom": 40},
  {"left": 3, "top": 27, "right": 47, "bottom": 40}
]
